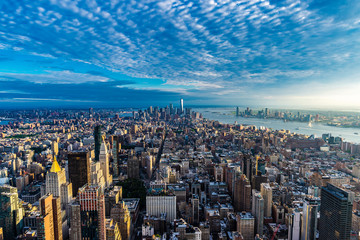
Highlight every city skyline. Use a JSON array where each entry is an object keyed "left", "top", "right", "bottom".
[{"left": 1, "top": 1, "right": 360, "bottom": 109}]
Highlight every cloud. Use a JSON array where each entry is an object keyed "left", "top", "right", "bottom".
[
  {"left": 1, "top": 70, "right": 110, "bottom": 84},
  {"left": 1, "top": 0, "right": 360, "bottom": 107}
]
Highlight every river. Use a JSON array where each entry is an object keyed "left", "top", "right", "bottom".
[{"left": 194, "top": 107, "right": 360, "bottom": 144}]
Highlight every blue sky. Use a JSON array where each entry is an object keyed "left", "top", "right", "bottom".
[{"left": 1, "top": 0, "right": 360, "bottom": 109}]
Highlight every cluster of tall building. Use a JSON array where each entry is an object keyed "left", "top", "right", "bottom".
[{"left": 0, "top": 102, "right": 359, "bottom": 240}]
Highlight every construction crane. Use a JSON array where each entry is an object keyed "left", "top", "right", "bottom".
[{"left": 270, "top": 224, "right": 281, "bottom": 240}]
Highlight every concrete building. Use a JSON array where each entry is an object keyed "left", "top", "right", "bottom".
[
  {"left": 252, "top": 190, "right": 264, "bottom": 236},
  {"left": 236, "top": 212, "right": 255, "bottom": 240},
  {"left": 260, "top": 183, "right": 272, "bottom": 218},
  {"left": 111, "top": 201, "right": 131, "bottom": 240},
  {"left": 146, "top": 195, "right": 176, "bottom": 222}
]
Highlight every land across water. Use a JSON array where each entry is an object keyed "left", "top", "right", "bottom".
[{"left": 194, "top": 107, "right": 360, "bottom": 144}]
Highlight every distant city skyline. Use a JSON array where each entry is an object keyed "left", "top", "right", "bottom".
[{"left": 1, "top": 1, "right": 360, "bottom": 109}]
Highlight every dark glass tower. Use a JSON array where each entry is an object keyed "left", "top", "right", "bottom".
[
  {"left": 319, "top": 184, "right": 353, "bottom": 240},
  {"left": 68, "top": 151, "right": 91, "bottom": 197},
  {"left": 94, "top": 125, "right": 102, "bottom": 162}
]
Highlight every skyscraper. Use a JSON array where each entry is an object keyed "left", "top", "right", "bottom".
[
  {"left": 94, "top": 125, "right": 102, "bottom": 162},
  {"left": 37, "top": 194, "right": 54, "bottom": 240},
  {"left": 37, "top": 194, "right": 62, "bottom": 240},
  {"left": 236, "top": 212, "right": 255, "bottom": 240},
  {"left": 46, "top": 157, "right": 66, "bottom": 205},
  {"left": 111, "top": 201, "right": 131, "bottom": 240},
  {"left": 260, "top": 183, "right": 272, "bottom": 218},
  {"left": 252, "top": 190, "right": 264, "bottom": 236},
  {"left": 319, "top": 184, "right": 353, "bottom": 240},
  {"left": 301, "top": 198, "right": 319, "bottom": 240},
  {"left": 100, "top": 138, "right": 112, "bottom": 187},
  {"left": 288, "top": 210, "right": 301, "bottom": 240},
  {"left": 236, "top": 107, "right": 240, "bottom": 116},
  {"left": 68, "top": 150, "right": 91, "bottom": 197},
  {"left": 233, "top": 174, "right": 251, "bottom": 212},
  {"left": 0, "top": 185, "right": 23, "bottom": 240},
  {"left": 180, "top": 98, "right": 184, "bottom": 114},
  {"left": 127, "top": 153, "right": 139, "bottom": 179},
  {"left": 71, "top": 184, "right": 106, "bottom": 240}
]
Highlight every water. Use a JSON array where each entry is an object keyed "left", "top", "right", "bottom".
[
  {"left": 195, "top": 108, "right": 360, "bottom": 144},
  {"left": 0, "top": 121, "right": 9, "bottom": 125}
]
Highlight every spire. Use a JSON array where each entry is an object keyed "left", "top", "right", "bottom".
[{"left": 49, "top": 156, "right": 61, "bottom": 173}]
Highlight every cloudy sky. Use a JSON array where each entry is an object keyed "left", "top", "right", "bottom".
[{"left": 1, "top": 0, "right": 360, "bottom": 109}]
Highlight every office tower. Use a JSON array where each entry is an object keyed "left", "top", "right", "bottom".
[
  {"left": 288, "top": 210, "right": 301, "bottom": 240},
  {"left": 301, "top": 198, "right": 319, "bottom": 240},
  {"left": 91, "top": 161, "right": 106, "bottom": 189},
  {"left": 37, "top": 194, "right": 55, "bottom": 240},
  {"left": 52, "top": 197, "right": 63, "bottom": 240},
  {"left": 180, "top": 98, "right": 184, "bottom": 114},
  {"left": 234, "top": 174, "right": 251, "bottom": 212},
  {"left": 260, "top": 183, "right": 272, "bottom": 218},
  {"left": 100, "top": 139, "right": 111, "bottom": 187},
  {"left": 46, "top": 157, "right": 66, "bottom": 204},
  {"left": 0, "top": 185, "right": 24, "bottom": 240},
  {"left": 105, "top": 219, "right": 122, "bottom": 240},
  {"left": 94, "top": 125, "right": 102, "bottom": 162},
  {"left": 319, "top": 184, "right": 353, "bottom": 240},
  {"left": 146, "top": 195, "right": 177, "bottom": 222},
  {"left": 69, "top": 203, "right": 81, "bottom": 240},
  {"left": 112, "top": 135, "right": 120, "bottom": 177},
  {"left": 236, "top": 107, "right": 240, "bottom": 116},
  {"left": 37, "top": 194, "right": 62, "bottom": 240},
  {"left": 252, "top": 190, "right": 264, "bottom": 236},
  {"left": 71, "top": 184, "right": 106, "bottom": 240},
  {"left": 127, "top": 154, "right": 139, "bottom": 179},
  {"left": 192, "top": 196, "right": 199, "bottom": 226},
  {"left": 242, "top": 155, "right": 253, "bottom": 180},
  {"left": 236, "top": 212, "right": 255, "bottom": 240},
  {"left": 111, "top": 201, "right": 131, "bottom": 240},
  {"left": 68, "top": 151, "right": 91, "bottom": 197}
]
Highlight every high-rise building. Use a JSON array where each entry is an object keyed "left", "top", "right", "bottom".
[
  {"left": 288, "top": 210, "right": 301, "bottom": 240},
  {"left": 301, "top": 198, "right": 319, "bottom": 240},
  {"left": 192, "top": 196, "right": 199, "bottom": 226},
  {"left": 71, "top": 184, "right": 106, "bottom": 240},
  {"left": 112, "top": 135, "right": 120, "bottom": 177},
  {"left": 94, "top": 125, "right": 102, "bottom": 162},
  {"left": 37, "top": 194, "right": 62, "bottom": 240},
  {"left": 260, "top": 183, "right": 272, "bottom": 218},
  {"left": 236, "top": 212, "right": 255, "bottom": 240},
  {"left": 69, "top": 203, "right": 81, "bottom": 240},
  {"left": 180, "top": 99, "right": 184, "bottom": 114},
  {"left": 252, "top": 190, "right": 264, "bottom": 236},
  {"left": 236, "top": 107, "right": 240, "bottom": 116},
  {"left": 146, "top": 195, "right": 176, "bottom": 222},
  {"left": 319, "top": 184, "right": 353, "bottom": 240},
  {"left": 111, "top": 201, "right": 131, "bottom": 240},
  {"left": 127, "top": 154, "right": 139, "bottom": 179},
  {"left": 100, "top": 139, "right": 112, "bottom": 187},
  {"left": 52, "top": 197, "right": 63, "bottom": 240},
  {"left": 68, "top": 150, "right": 91, "bottom": 197},
  {"left": 105, "top": 218, "right": 122, "bottom": 240},
  {"left": 0, "top": 185, "right": 24, "bottom": 240},
  {"left": 37, "top": 194, "right": 54, "bottom": 240},
  {"left": 234, "top": 174, "right": 251, "bottom": 212},
  {"left": 46, "top": 157, "right": 67, "bottom": 207}
]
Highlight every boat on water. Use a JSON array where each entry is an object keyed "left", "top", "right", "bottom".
[
  {"left": 295, "top": 127, "right": 300, "bottom": 130},
  {"left": 355, "top": 133, "right": 359, "bottom": 135},
  {"left": 308, "top": 122, "right": 312, "bottom": 127}
]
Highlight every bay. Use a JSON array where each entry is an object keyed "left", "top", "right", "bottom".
[{"left": 194, "top": 107, "right": 360, "bottom": 144}]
